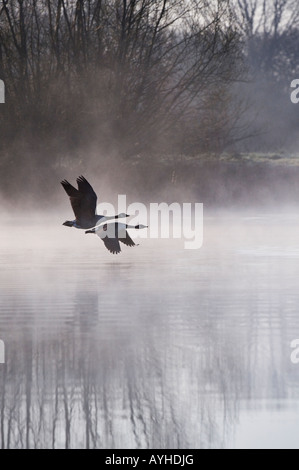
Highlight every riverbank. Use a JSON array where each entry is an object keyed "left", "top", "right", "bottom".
[{"left": 2, "top": 152, "right": 299, "bottom": 212}]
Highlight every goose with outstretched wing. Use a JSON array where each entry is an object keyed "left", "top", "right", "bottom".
[
  {"left": 61, "top": 175, "right": 129, "bottom": 229},
  {"left": 85, "top": 223, "right": 148, "bottom": 255},
  {"left": 61, "top": 176, "right": 147, "bottom": 254}
]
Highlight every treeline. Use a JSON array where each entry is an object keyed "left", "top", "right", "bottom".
[
  {"left": 235, "top": 0, "right": 299, "bottom": 152},
  {"left": 0, "top": 1, "right": 240, "bottom": 154},
  {"left": 0, "top": 0, "right": 299, "bottom": 199}
]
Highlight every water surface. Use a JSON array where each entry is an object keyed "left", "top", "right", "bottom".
[{"left": 0, "top": 214, "right": 299, "bottom": 449}]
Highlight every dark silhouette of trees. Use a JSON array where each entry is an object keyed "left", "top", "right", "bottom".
[
  {"left": 0, "top": 0, "right": 243, "bottom": 177},
  {"left": 234, "top": 0, "right": 299, "bottom": 151},
  {"left": 1, "top": 0, "right": 299, "bottom": 200}
]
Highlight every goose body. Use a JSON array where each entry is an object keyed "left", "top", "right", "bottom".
[{"left": 61, "top": 176, "right": 129, "bottom": 229}]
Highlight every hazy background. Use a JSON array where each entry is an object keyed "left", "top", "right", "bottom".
[
  {"left": 1, "top": 0, "right": 299, "bottom": 209},
  {"left": 1, "top": 0, "right": 299, "bottom": 451}
]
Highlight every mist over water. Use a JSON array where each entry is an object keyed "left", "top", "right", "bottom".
[
  {"left": 1, "top": 213, "right": 299, "bottom": 449},
  {"left": 1, "top": 0, "right": 299, "bottom": 451}
]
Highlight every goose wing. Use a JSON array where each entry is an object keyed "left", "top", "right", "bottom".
[
  {"left": 95, "top": 223, "right": 121, "bottom": 254},
  {"left": 61, "top": 175, "right": 97, "bottom": 227},
  {"left": 102, "top": 236, "right": 121, "bottom": 254},
  {"left": 119, "top": 230, "right": 136, "bottom": 247}
]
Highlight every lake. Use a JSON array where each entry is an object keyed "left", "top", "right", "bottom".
[{"left": 0, "top": 213, "right": 299, "bottom": 449}]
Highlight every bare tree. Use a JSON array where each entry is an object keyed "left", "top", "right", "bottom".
[
  {"left": 232, "top": 0, "right": 299, "bottom": 152},
  {"left": 0, "top": 0, "right": 245, "bottom": 194},
  {"left": 235, "top": 0, "right": 299, "bottom": 80}
]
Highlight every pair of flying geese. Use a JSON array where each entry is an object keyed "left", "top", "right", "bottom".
[{"left": 61, "top": 176, "right": 147, "bottom": 254}]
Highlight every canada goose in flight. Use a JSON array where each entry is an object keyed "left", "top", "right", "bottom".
[
  {"left": 85, "top": 223, "right": 148, "bottom": 255},
  {"left": 61, "top": 175, "right": 129, "bottom": 229},
  {"left": 61, "top": 176, "right": 147, "bottom": 254}
]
